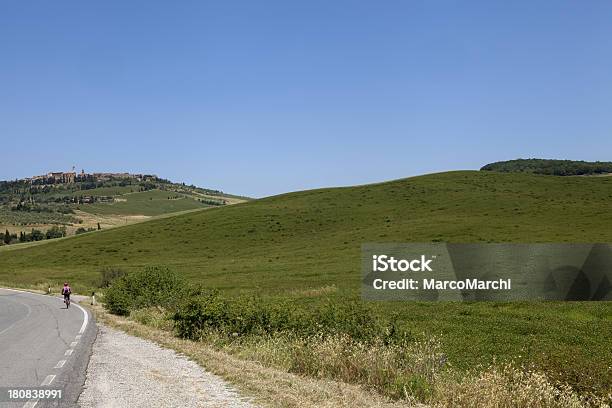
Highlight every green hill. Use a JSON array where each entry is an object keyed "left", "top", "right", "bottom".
[
  {"left": 2, "top": 170, "right": 612, "bottom": 287},
  {"left": 1, "top": 170, "right": 611, "bottom": 395}
]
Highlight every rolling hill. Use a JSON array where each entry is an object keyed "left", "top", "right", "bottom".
[
  {"left": 0, "top": 170, "right": 611, "bottom": 395},
  {"left": 0, "top": 173, "right": 247, "bottom": 239},
  {"left": 2, "top": 170, "right": 612, "bottom": 287}
]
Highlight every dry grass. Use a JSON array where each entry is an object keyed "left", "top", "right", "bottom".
[
  {"left": 289, "top": 285, "right": 338, "bottom": 297},
  {"left": 432, "top": 364, "right": 611, "bottom": 408},
  {"left": 198, "top": 332, "right": 441, "bottom": 401},
  {"left": 72, "top": 209, "right": 150, "bottom": 230},
  {"left": 204, "top": 331, "right": 610, "bottom": 407},
  {"left": 254, "top": 334, "right": 442, "bottom": 401},
  {"left": 90, "top": 305, "right": 416, "bottom": 408}
]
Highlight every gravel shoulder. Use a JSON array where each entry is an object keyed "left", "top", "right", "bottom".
[{"left": 78, "top": 323, "right": 257, "bottom": 408}]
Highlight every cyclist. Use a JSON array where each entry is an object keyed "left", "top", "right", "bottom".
[{"left": 62, "top": 282, "right": 71, "bottom": 308}]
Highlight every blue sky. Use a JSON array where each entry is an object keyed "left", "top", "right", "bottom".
[{"left": 1, "top": 1, "right": 611, "bottom": 197}]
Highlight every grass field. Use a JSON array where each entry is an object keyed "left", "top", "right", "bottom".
[
  {"left": 68, "top": 185, "right": 138, "bottom": 197},
  {"left": 77, "top": 189, "right": 210, "bottom": 216},
  {"left": 0, "top": 170, "right": 610, "bottom": 397}
]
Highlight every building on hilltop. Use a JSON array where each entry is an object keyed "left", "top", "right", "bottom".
[
  {"left": 25, "top": 170, "right": 158, "bottom": 185},
  {"left": 46, "top": 172, "right": 76, "bottom": 183}
]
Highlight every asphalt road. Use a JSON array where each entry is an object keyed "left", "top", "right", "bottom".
[{"left": 0, "top": 289, "right": 96, "bottom": 408}]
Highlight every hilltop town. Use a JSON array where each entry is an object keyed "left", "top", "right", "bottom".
[
  {"left": 0, "top": 170, "right": 245, "bottom": 245},
  {"left": 26, "top": 170, "right": 159, "bottom": 185}
]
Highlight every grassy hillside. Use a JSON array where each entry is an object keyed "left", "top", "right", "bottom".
[
  {"left": 2, "top": 170, "right": 612, "bottom": 285},
  {"left": 1, "top": 170, "right": 611, "bottom": 395}
]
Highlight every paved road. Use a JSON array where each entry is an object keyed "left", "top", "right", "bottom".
[{"left": 0, "top": 289, "right": 96, "bottom": 408}]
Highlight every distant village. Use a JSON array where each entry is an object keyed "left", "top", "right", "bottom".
[{"left": 25, "top": 170, "right": 158, "bottom": 185}]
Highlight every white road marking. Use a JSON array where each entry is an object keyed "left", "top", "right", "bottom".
[
  {"left": 65, "top": 349, "right": 73, "bottom": 356},
  {"left": 70, "top": 341, "right": 78, "bottom": 347},
  {"left": 75, "top": 335, "right": 82, "bottom": 340},
  {"left": 41, "top": 374, "right": 55, "bottom": 386},
  {"left": 54, "top": 360, "right": 66, "bottom": 368},
  {"left": 23, "top": 400, "right": 38, "bottom": 408},
  {"left": 73, "top": 302, "right": 89, "bottom": 334}
]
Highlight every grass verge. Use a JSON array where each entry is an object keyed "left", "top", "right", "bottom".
[{"left": 90, "top": 304, "right": 411, "bottom": 408}]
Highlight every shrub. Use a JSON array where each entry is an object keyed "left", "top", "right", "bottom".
[
  {"left": 104, "top": 266, "right": 187, "bottom": 316},
  {"left": 45, "top": 225, "right": 66, "bottom": 239},
  {"left": 99, "top": 266, "right": 126, "bottom": 288},
  {"left": 172, "top": 293, "right": 398, "bottom": 344},
  {"left": 310, "top": 299, "right": 390, "bottom": 342},
  {"left": 173, "top": 290, "right": 228, "bottom": 339}
]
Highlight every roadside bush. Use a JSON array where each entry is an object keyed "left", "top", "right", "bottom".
[
  {"left": 172, "top": 290, "right": 228, "bottom": 338},
  {"left": 99, "top": 266, "right": 126, "bottom": 288},
  {"left": 173, "top": 293, "right": 397, "bottom": 343},
  {"left": 104, "top": 266, "right": 187, "bottom": 315},
  {"left": 170, "top": 290, "right": 443, "bottom": 401},
  {"left": 310, "top": 299, "right": 391, "bottom": 342}
]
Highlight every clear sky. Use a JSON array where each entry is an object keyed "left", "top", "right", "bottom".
[{"left": 1, "top": 1, "right": 611, "bottom": 197}]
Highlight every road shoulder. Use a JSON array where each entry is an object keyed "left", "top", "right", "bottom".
[{"left": 78, "top": 322, "right": 256, "bottom": 408}]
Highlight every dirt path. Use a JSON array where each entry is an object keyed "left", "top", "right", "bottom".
[{"left": 78, "top": 324, "right": 257, "bottom": 408}]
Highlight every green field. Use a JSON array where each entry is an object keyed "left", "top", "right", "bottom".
[
  {"left": 0, "top": 170, "right": 611, "bottom": 396},
  {"left": 68, "top": 185, "right": 138, "bottom": 197},
  {"left": 78, "top": 189, "right": 210, "bottom": 216}
]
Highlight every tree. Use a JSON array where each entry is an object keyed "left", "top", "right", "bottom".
[
  {"left": 3, "top": 229, "right": 10, "bottom": 245},
  {"left": 46, "top": 226, "right": 66, "bottom": 239},
  {"left": 97, "top": 222, "right": 101, "bottom": 230},
  {"left": 481, "top": 158, "right": 612, "bottom": 176},
  {"left": 31, "top": 229, "right": 44, "bottom": 241}
]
